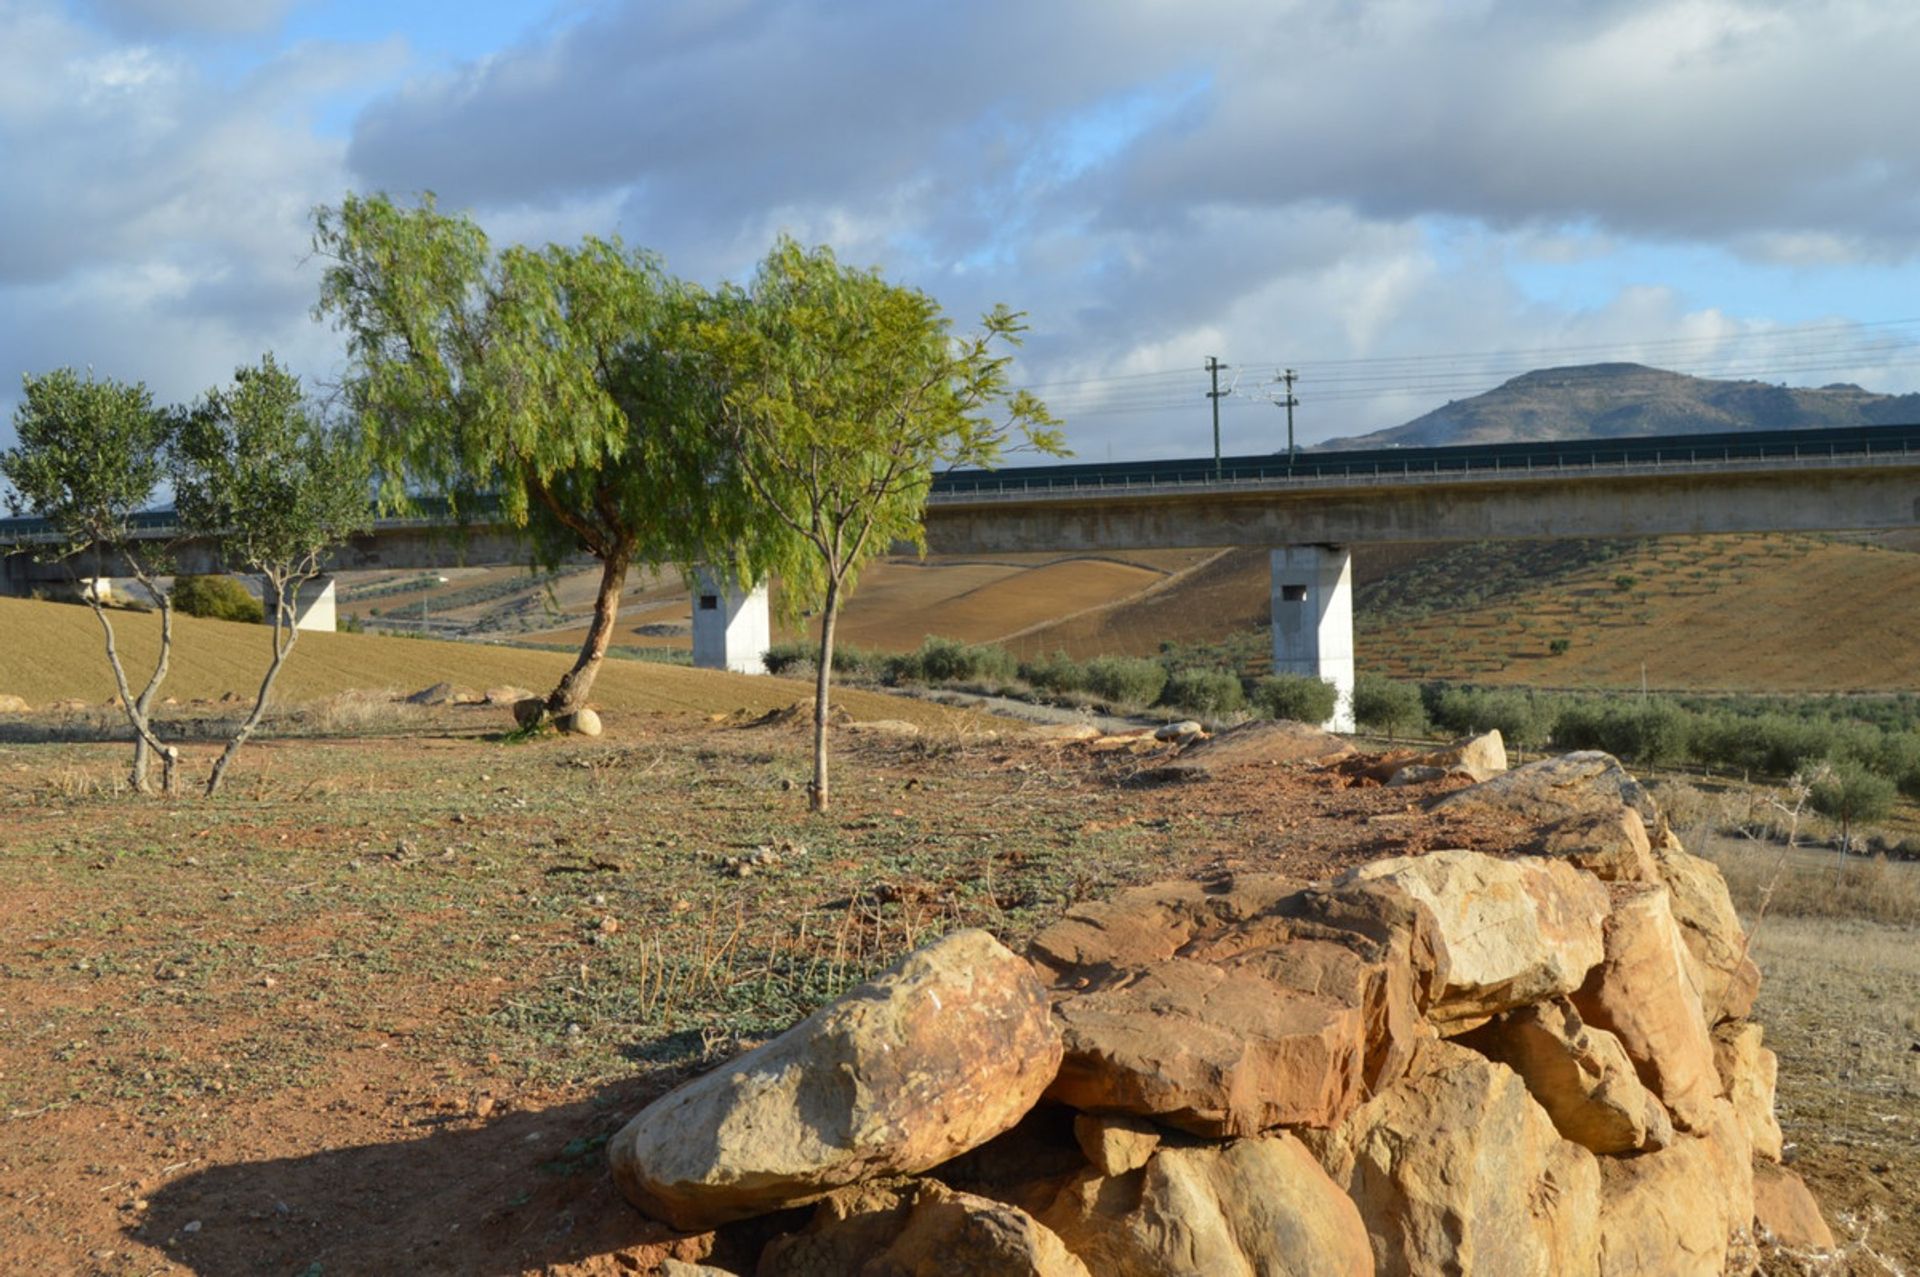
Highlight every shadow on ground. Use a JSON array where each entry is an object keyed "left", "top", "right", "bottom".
[{"left": 133, "top": 1077, "right": 751, "bottom": 1277}]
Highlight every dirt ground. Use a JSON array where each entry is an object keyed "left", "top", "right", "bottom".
[{"left": 0, "top": 708, "right": 1911, "bottom": 1274}]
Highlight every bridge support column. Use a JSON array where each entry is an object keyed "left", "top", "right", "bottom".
[
  {"left": 1270, "top": 545, "right": 1354, "bottom": 733},
  {"left": 266, "top": 576, "right": 337, "bottom": 632},
  {"left": 691, "top": 570, "right": 771, "bottom": 675}
]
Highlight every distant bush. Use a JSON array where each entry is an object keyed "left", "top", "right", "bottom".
[
  {"left": 1428, "top": 686, "right": 1555, "bottom": 751},
  {"left": 1252, "top": 674, "right": 1337, "bottom": 724},
  {"left": 763, "top": 640, "right": 883, "bottom": 678},
  {"left": 1809, "top": 762, "right": 1898, "bottom": 850},
  {"left": 1351, "top": 675, "right": 1425, "bottom": 740},
  {"left": 173, "top": 574, "right": 263, "bottom": 623},
  {"left": 1082, "top": 656, "right": 1167, "bottom": 709},
  {"left": 1018, "top": 650, "right": 1087, "bottom": 695},
  {"left": 1162, "top": 667, "right": 1245, "bottom": 717},
  {"left": 904, "top": 636, "right": 1017, "bottom": 686}
]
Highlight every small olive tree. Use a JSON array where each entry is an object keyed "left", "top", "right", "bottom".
[
  {"left": 174, "top": 355, "right": 372, "bottom": 796},
  {"left": 1808, "top": 761, "right": 1896, "bottom": 855},
  {"left": 314, "top": 193, "right": 739, "bottom": 722},
  {"left": 703, "top": 239, "right": 1061, "bottom": 811},
  {"left": 1, "top": 369, "right": 182, "bottom": 793}
]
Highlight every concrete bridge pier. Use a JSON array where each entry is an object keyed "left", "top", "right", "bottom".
[
  {"left": 1270, "top": 544, "right": 1355, "bottom": 733},
  {"left": 277, "top": 576, "right": 338, "bottom": 632},
  {"left": 691, "top": 570, "right": 771, "bottom": 674}
]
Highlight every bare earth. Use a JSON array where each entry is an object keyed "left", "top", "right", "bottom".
[{"left": 0, "top": 708, "right": 1912, "bottom": 1274}]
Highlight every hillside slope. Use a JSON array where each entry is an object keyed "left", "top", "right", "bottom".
[
  {"left": 0, "top": 598, "right": 968, "bottom": 725},
  {"left": 1323, "top": 363, "right": 1920, "bottom": 449}
]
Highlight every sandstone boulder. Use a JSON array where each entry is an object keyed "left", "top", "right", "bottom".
[
  {"left": 1071, "top": 1113, "right": 1160, "bottom": 1176},
  {"left": 0, "top": 693, "right": 30, "bottom": 714},
  {"left": 1177, "top": 719, "right": 1356, "bottom": 769},
  {"left": 1458, "top": 997, "right": 1673, "bottom": 1155},
  {"left": 1596, "top": 1098, "right": 1755, "bottom": 1277},
  {"left": 1433, "top": 750, "right": 1659, "bottom": 827},
  {"left": 512, "top": 697, "right": 545, "bottom": 729},
  {"left": 1027, "top": 876, "right": 1303, "bottom": 984},
  {"left": 406, "top": 681, "right": 457, "bottom": 705},
  {"left": 484, "top": 685, "right": 533, "bottom": 706},
  {"left": 1038, "top": 1132, "right": 1372, "bottom": 1277},
  {"left": 1752, "top": 1160, "right": 1835, "bottom": 1250},
  {"left": 1155, "top": 719, "right": 1206, "bottom": 742},
  {"left": 1336, "top": 850, "right": 1609, "bottom": 1029},
  {"left": 660, "top": 1263, "right": 739, "bottom": 1277},
  {"left": 609, "top": 930, "right": 1062, "bottom": 1230},
  {"left": 759, "top": 1179, "right": 1091, "bottom": 1277},
  {"left": 1307, "top": 1039, "right": 1600, "bottom": 1277},
  {"left": 1374, "top": 730, "right": 1507, "bottom": 785},
  {"left": 1043, "top": 955, "right": 1369, "bottom": 1136},
  {"left": 1649, "top": 836, "right": 1761, "bottom": 1022},
  {"left": 559, "top": 707, "right": 603, "bottom": 736},
  {"left": 1571, "top": 883, "right": 1723, "bottom": 1131},
  {"left": 1712, "top": 1021, "right": 1783, "bottom": 1162}
]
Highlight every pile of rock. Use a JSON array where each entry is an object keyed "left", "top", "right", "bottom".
[{"left": 607, "top": 752, "right": 1831, "bottom": 1275}]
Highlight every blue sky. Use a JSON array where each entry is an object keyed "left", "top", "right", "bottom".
[{"left": 6, "top": 0, "right": 1920, "bottom": 462}]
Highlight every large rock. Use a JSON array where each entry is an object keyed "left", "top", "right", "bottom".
[
  {"left": 1336, "top": 850, "right": 1609, "bottom": 1029},
  {"left": 1177, "top": 719, "right": 1356, "bottom": 769},
  {"left": 1306, "top": 1039, "right": 1601, "bottom": 1277},
  {"left": 1374, "top": 730, "right": 1508, "bottom": 785},
  {"left": 405, "top": 681, "right": 458, "bottom": 705},
  {"left": 559, "top": 706, "right": 603, "bottom": 737},
  {"left": 1571, "top": 883, "right": 1724, "bottom": 1132},
  {"left": 485, "top": 684, "right": 534, "bottom": 706},
  {"left": 1649, "top": 834, "right": 1761, "bottom": 1022},
  {"left": 1032, "top": 875, "right": 1434, "bottom": 1137},
  {"left": 1433, "top": 750, "right": 1659, "bottom": 827},
  {"left": 1071, "top": 1113, "right": 1160, "bottom": 1176},
  {"left": 1037, "top": 1133, "right": 1372, "bottom": 1277},
  {"left": 1752, "top": 1160, "right": 1835, "bottom": 1250},
  {"left": 0, "top": 693, "right": 30, "bottom": 714},
  {"left": 512, "top": 697, "right": 546, "bottom": 729},
  {"left": 609, "top": 930, "right": 1062, "bottom": 1230},
  {"left": 1713, "top": 1021, "right": 1784, "bottom": 1162},
  {"left": 1458, "top": 997, "right": 1673, "bottom": 1155},
  {"left": 1530, "top": 806, "right": 1660, "bottom": 883},
  {"left": 759, "top": 1179, "right": 1091, "bottom": 1277},
  {"left": 1597, "top": 1098, "right": 1756, "bottom": 1277}
]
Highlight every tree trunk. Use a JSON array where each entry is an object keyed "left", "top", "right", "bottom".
[
  {"left": 546, "top": 539, "right": 634, "bottom": 719},
  {"left": 809, "top": 575, "right": 841, "bottom": 813},
  {"left": 205, "top": 577, "right": 300, "bottom": 797},
  {"left": 85, "top": 574, "right": 177, "bottom": 795}
]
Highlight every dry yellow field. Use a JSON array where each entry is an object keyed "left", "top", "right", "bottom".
[{"left": 0, "top": 597, "right": 972, "bottom": 726}]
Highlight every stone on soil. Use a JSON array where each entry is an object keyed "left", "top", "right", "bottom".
[
  {"left": 1306, "top": 1039, "right": 1601, "bottom": 1277},
  {"left": 1434, "top": 750, "right": 1660, "bottom": 826},
  {"left": 1648, "top": 834, "right": 1761, "bottom": 1022},
  {"left": 1458, "top": 997, "right": 1673, "bottom": 1155},
  {"left": 1039, "top": 1132, "right": 1372, "bottom": 1277},
  {"left": 1336, "top": 850, "right": 1609, "bottom": 1028},
  {"left": 609, "top": 929, "right": 1062, "bottom": 1230},
  {"left": 1751, "top": 1160, "right": 1835, "bottom": 1250},
  {"left": 1596, "top": 1098, "right": 1756, "bottom": 1277},
  {"left": 559, "top": 706, "right": 603, "bottom": 736},
  {"left": 759, "top": 1179, "right": 1090, "bottom": 1277},
  {"left": 1712, "top": 1021, "right": 1784, "bottom": 1162}
]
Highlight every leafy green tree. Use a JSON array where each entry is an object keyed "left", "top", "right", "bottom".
[
  {"left": 173, "top": 574, "right": 266, "bottom": 623},
  {"left": 313, "top": 193, "right": 737, "bottom": 721},
  {"left": 1351, "top": 674, "right": 1425, "bottom": 741},
  {"left": 1252, "top": 673, "right": 1337, "bottom": 724},
  {"left": 1808, "top": 761, "right": 1896, "bottom": 854},
  {"left": 1, "top": 369, "right": 182, "bottom": 793},
  {"left": 703, "top": 239, "right": 1061, "bottom": 811},
  {"left": 174, "top": 355, "right": 372, "bottom": 796}
]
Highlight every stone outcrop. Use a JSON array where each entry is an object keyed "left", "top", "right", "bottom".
[
  {"left": 1713, "top": 1020, "right": 1784, "bottom": 1162},
  {"left": 1752, "top": 1160, "right": 1835, "bottom": 1250},
  {"left": 1367, "top": 729, "right": 1508, "bottom": 785},
  {"left": 1571, "top": 883, "right": 1724, "bottom": 1131},
  {"left": 1458, "top": 997, "right": 1673, "bottom": 1154},
  {"left": 559, "top": 707, "right": 603, "bottom": 736},
  {"left": 609, "top": 930, "right": 1061, "bottom": 1230},
  {"left": 759, "top": 1179, "right": 1090, "bottom": 1277},
  {"left": 1038, "top": 1132, "right": 1372, "bottom": 1277},
  {"left": 0, "top": 693, "right": 30, "bottom": 713},
  {"left": 1306, "top": 1039, "right": 1601, "bottom": 1276},
  {"left": 600, "top": 749, "right": 1814, "bottom": 1277},
  {"left": 512, "top": 697, "right": 545, "bottom": 729},
  {"left": 1338, "top": 850, "right": 1609, "bottom": 1029}
]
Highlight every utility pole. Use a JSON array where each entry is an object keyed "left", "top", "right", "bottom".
[
  {"left": 1275, "top": 368, "right": 1300, "bottom": 461},
  {"left": 1205, "top": 356, "right": 1229, "bottom": 478}
]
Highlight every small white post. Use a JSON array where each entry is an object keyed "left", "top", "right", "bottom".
[
  {"left": 1270, "top": 544, "right": 1355, "bottom": 732},
  {"left": 691, "top": 570, "right": 771, "bottom": 674}
]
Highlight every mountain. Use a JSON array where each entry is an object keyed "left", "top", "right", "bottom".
[{"left": 1318, "top": 363, "right": 1920, "bottom": 449}]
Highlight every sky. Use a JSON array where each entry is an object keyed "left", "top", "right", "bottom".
[{"left": 6, "top": 0, "right": 1920, "bottom": 464}]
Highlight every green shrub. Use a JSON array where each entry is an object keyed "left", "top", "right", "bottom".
[
  {"left": 1163, "top": 667, "right": 1246, "bottom": 717},
  {"left": 1351, "top": 675, "right": 1425, "bottom": 740},
  {"left": 908, "top": 636, "right": 1016, "bottom": 685},
  {"left": 1252, "top": 674, "right": 1337, "bottom": 724},
  {"left": 173, "top": 574, "right": 263, "bottom": 623},
  {"left": 762, "top": 640, "right": 814, "bottom": 675},
  {"left": 1019, "top": 650, "right": 1087, "bottom": 695},
  {"left": 1082, "top": 656, "right": 1167, "bottom": 708},
  {"left": 1429, "top": 686, "right": 1554, "bottom": 750},
  {"left": 1809, "top": 762, "right": 1897, "bottom": 850}
]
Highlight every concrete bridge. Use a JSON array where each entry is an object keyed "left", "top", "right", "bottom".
[{"left": 7, "top": 422, "right": 1920, "bottom": 724}]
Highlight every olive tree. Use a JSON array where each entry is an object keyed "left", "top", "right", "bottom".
[
  {"left": 314, "top": 193, "right": 737, "bottom": 721},
  {"left": 173, "top": 354, "right": 372, "bottom": 796},
  {"left": 703, "top": 239, "right": 1061, "bottom": 812},
  {"left": 1808, "top": 761, "right": 1896, "bottom": 855},
  {"left": 2, "top": 369, "right": 183, "bottom": 793}
]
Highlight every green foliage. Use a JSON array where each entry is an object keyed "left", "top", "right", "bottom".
[
  {"left": 1351, "top": 675, "right": 1426, "bottom": 740},
  {"left": 2, "top": 369, "right": 170, "bottom": 556},
  {"left": 896, "top": 636, "right": 1017, "bottom": 686},
  {"left": 1428, "top": 686, "right": 1556, "bottom": 750},
  {"left": 1808, "top": 763, "right": 1897, "bottom": 847},
  {"left": 1082, "top": 656, "right": 1167, "bottom": 709},
  {"left": 1252, "top": 674, "right": 1338, "bottom": 724},
  {"left": 1163, "top": 667, "right": 1246, "bottom": 718},
  {"left": 172, "top": 575, "right": 264, "bottom": 623},
  {"left": 1548, "top": 637, "right": 1571, "bottom": 656},
  {"left": 1018, "top": 650, "right": 1087, "bottom": 695}
]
